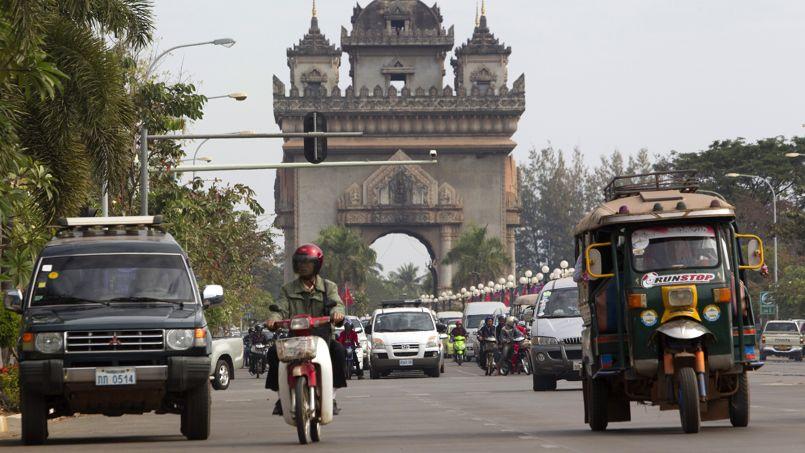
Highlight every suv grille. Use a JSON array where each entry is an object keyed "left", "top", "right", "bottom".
[
  {"left": 561, "top": 337, "right": 582, "bottom": 345},
  {"left": 66, "top": 330, "right": 164, "bottom": 353}
]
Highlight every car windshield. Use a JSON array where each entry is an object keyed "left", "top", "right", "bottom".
[
  {"left": 632, "top": 225, "right": 719, "bottom": 272},
  {"left": 537, "top": 288, "right": 580, "bottom": 318},
  {"left": 465, "top": 314, "right": 489, "bottom": 329},
  {"left": 374, "top": 312, "right": 434, "bottom": 333},
  {"left": 31, "top": 254, "right": 194, "bottom": 306},
  {"left": 765, "top": 322, "right": 798, "bottom": 333}
]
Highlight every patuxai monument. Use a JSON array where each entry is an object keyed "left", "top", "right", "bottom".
[{"left": 273, "top": 0, "right": 526, "bottom": 289}]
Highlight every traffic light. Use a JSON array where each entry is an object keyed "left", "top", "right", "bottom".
[{"left": 303, "top": 112, "right": 327, "bottom": 164}]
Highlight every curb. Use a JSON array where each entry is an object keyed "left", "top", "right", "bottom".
[
  {"left": 0, "top": 413, "right": 20, "bottom": 435},
  {"left": 0, "top": 414, "right": 7, "bottom": 433}
]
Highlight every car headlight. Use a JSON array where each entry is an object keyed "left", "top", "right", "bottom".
[
  {"left": 426, "top": 336, "right": 439, "bottom": 348},
  {"left": 166, "top": 329, "right": 194, "bottom": 350},
  {"left": 372, "top": 337, "right": 385, "bottom": 349},
  {"left": 533, "top": 336, "right": 559, "bottom": 346},
  {"left": 34, "top": 332, "right": 63, "bottom": 354}
]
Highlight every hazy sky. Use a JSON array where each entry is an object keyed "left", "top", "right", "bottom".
[{"left": 152, "top": 0, "right": 805, "bottom": 276}]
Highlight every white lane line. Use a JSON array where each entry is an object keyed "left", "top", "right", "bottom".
[{"left": 224, "top": 399, "right": 253, "bottom": 403}]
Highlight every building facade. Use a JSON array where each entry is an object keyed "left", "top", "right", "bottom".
[{"left": 273, "top": 0, "right": 525, "bottom": 290}]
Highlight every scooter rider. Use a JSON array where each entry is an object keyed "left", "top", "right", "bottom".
[
  {"left": 337, "top": 320, "right": 362, "bottom": 377},
  {"left": 265, "top": 244, "right": 347, "bottom": 416},
  {"left": 497, "top": 316, "right": 519, "bottom": 375},
  {"left": 477, "top": 317, "right": 496, "bottom": 368},
  {"left": 450, "top": 320, "right": 467, "bottom": 338}
]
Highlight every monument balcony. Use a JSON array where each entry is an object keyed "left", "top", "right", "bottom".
[{"left": 341, "top": 25, "right": 454, "bottom": 49}]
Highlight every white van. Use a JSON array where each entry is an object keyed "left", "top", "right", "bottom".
[
  {"left": 529, "top": 277, "right": 583, "bottom": 391},
  {"left": 463, "top": 301, "right": 507, "bottom": 359},
  {"left": 366, "top": 306, "right": 444, "bottom": 378}
]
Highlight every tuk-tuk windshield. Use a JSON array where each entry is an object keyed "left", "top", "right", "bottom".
[
  {"left": 537, "top": 288, "right": 580, "bottom": 318},
  {"left": 631, "top": 225, "right": 719, "bottom": 272}
]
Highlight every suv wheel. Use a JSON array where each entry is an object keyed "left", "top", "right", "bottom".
[
  {"left": 21, "top": 387, "right": 48, "bottom": 445},
  {"left": 182, "top": 381, "right": 211, "bottom": 440},
  {"left": 212, "top": 358, "right": 231, "bottom": 390}
]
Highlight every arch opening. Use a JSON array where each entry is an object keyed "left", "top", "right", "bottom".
[{"left": 369, "top": 231, "right": 437, "bottom": 303}]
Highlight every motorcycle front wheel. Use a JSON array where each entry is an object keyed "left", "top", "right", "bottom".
[{"left": 295, "top": 377, "right": 312, "bottom": 444}]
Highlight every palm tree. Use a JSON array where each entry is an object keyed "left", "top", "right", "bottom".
[
  {"left": 443, "top": 225, "right": 511, "bottom": 290},
  {"left": 316, "top": 225, "right": 377, "bottom": 291},
  {"left": 388, "top": 262, "right": 425, "bottom": 297}
]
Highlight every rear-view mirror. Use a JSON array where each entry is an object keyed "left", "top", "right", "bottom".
[
  {"left": 202, "top": 284, "right": 224, "bottom": 308},
  {"left": 737, "top": 234, "right": 764, "bottom": 270},
  {"left": 585, "top": 243, "right": 614, "bottom": 279},
  {"left": 3, "top": 289, "right": 23, "bottom": 314}
]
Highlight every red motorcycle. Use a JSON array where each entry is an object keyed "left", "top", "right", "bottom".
[{"left": 275, "top": 315, "right": 335, "bottom": 444}]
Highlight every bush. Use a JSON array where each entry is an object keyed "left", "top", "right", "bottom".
[{"left": 0, "top": 365, "right": 20, "bottom": 413}]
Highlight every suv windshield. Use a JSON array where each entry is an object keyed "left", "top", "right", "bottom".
[
  {"left": 632, "top": 225, "right": 719, "bottom": 272},
  {"left": 31, "top": 254, "right": 194, "bottom": 306},
  {"left": 465, "top": 314, "right": 489, "bottom": 329},
  {"left": 374, "top": 312, "right": 434, "bottom": 333},
  {"left": 764, "top": 322, "right": 798, "bottom": 333},
  {"left": 537, "top": 288, "right": 580, "bottom": 318}
]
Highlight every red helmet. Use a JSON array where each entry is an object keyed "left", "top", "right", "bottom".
[
  {"left": 292, "top": 244, "right": 324, "bottom": 274},
  {"left": 456, "top": 320, "right": 463, "bottom": 326}
]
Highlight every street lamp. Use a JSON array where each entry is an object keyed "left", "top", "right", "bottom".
[
  {"left": 785, "top": 153, "right": 801, "bottom": 158},
  {"left": 180, "top": 157, "right": 211, "bottom": 163},
  {"left": 139, "top": 37, "right": 236, "bottom": 215},
  {"left": 725, "top": 173, "right": 778, "bottom": 284},
  {"left": 206, "top": 91, "right": 248, "bottom": 101},
  {"left": 191, "top": 130, "right": 253, "bottom": 179}
]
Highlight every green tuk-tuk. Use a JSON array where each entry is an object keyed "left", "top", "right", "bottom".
[{"left": 575, "top": 171, "right": 765, "bottom": 433}]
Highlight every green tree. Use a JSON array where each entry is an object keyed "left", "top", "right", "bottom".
[
  {"left": 316, "top": 225, "right": 377, "bottom": 291},
  {"left": 444, "top": 224, "right": 510, "bottom": 290},
  {"left": 388, "top": 262, "right": 426, "bottom": 298}
]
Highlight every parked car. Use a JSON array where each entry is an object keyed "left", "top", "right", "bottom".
[
  {"left": 366, "top": 306, "right": 445, "bottom": 378},
  {"left": 529, "top": 277, "right": 583, "bottom": 391},
  {"left": 4, "top": 216, "right": 221, "bottom": 445},
  {"left": 210, "top": 335, "right": 244, "bottom": 390},
  {"left": 761, "top": 320, "right": 804, "bottom": 361},
  {"left": 463, "top": 302, "right": 507, "bottom": 360}
]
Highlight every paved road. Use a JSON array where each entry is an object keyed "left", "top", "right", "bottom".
[{"left": 1, "top": 358, "right": 803, "bottom": 452}]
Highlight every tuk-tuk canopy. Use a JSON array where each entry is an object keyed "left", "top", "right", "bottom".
[{"left": 574, "top": 190, "right": 735, "bottom": 235}]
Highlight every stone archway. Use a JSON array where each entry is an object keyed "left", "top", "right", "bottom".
[
  {"left": 369, "top": 230, "right": 438, "bottom": 296},
  {"left": 336, "top": 150, "right": 463, "bottom": 290}
]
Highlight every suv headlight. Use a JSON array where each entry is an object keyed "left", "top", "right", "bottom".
[
  {"left": 372, "top": 337, "right": 385, "bottom": 349},
  {"left": 166, "top": 329, "right": 194, "bottom": 350},
  {"left": 34, "top": 332, "right": 64, "bottom": 354},
  {"left": 534, "top": 336, "right": 559, "bottom": 346},
  {"left": 426, "top": 336, "right": 439, "bottom": 348}
]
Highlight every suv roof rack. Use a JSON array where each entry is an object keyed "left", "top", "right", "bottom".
[
  {"left": 54, "top": 215, "right": 166, "bottom": 238},
  {"left": 604, "top": 170, "right": 698, "bottom": 201},
  {"left": 380, "top": 299, "right": 423, "bottom": 308}
]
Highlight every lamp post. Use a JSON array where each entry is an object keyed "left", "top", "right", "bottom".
[
  {"left": 206, "top": 91, "right": 248, "bottom": 101},
  {"left": 139, "top": 38, "right": 236, "bottom": 215},
  {"left": 725, "top": 173, "right": 778, "bottom": 284}
]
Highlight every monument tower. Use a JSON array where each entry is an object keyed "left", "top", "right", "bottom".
[{"left": 273, "top": 0, "right": 525, "bottom": 290}]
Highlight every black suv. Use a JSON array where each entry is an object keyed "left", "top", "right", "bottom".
[{"left": 3, "top": 216, "right": 224, "bottom": 445}]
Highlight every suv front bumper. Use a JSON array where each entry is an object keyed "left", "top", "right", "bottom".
[
  {"left": 371, "top": 352, "right": 441, "bottom": 372},
  {"left": 762, "top": 345, "right": 803, "bottom": 358},
  {"left": 530, "top": 344, "right": 583, "bottom": 381}
]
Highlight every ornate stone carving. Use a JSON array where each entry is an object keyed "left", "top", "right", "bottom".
[
  {"left": 301, "top": 68, "right": 328, "bottom": 83},
  {"left": 470, "top": 67, "right": 496, "bottom": 83},
  {"left": 273, "top": 75, "right": 286, "bottom": 97},
  {"left": 438, "top": 183, "right": 462, "bottom": 206},
  {"left": 512, "top": 74, "right": 525, "bottom": 93},
  {"left": 442, "top": 85, "right": 453, "bottom": 96},
  {"left": 373, "top": 85, "right": 384, "bottom": 97},
  {"left": 362, "top": 150, "right": 437, "bottom": 206}
]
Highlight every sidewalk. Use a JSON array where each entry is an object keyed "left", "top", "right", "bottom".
[{"left": 0, "top": 413, "right": 20, "bottom": 437}]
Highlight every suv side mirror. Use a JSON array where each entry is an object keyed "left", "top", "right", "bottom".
[
  {"left": 436, "top": 323, "right": 447, "bottom": 334},
  {"left": 737, "top": 234, "right": 764, "bottom": 270},
  {"left": 202, "top": 285, "right": 224, "bottom": 308},
  {"left": 4, "top": 289, "right": 23, "bottom": 313},
  {"left": 585, "top": 243, "right": 614, "bottom": 279},
  {"left": 364, "top": 324, "right": 372, "bottom": 335}
]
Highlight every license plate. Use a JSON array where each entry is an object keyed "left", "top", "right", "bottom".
[
  {"left": 572, "top": 361, "right": 582, "bottom": 371},
  {"left": 399, "top": 359, "right": 414, "bottom": 366},
  {"left": 95, "top": 367, "right": 136, "bottom": 386}
]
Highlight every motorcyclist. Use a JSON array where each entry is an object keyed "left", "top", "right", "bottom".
[
  {"left": 450, "top": 320, "right": 467, "bottom": 338},
  {"left": 477, "top": 317, "right": 496, "bottom": 369},
  {"left": 250, "top": 325, "right": 266, "bottom": 346},
  {"left": 515, "top": 320, "right": 528, "bottom": 336},
  {"left": 243, "top": 328, "right": 254, "bottom": 368},
  {"left": 265, "top": 244, "right": 347, "bottom": 416},
  {"left": 495, "top": 315, "right": 506, "bottom": 341},
  {"left": 497, "top": 316, "right": 520, "bottom": 375},
  {"left": 337, "top": 320, "right": 362, "bottom": 378}
]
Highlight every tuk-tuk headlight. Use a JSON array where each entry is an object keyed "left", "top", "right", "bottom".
[{"left": 667, "top": 287, "right": 695, "bottom": 307}]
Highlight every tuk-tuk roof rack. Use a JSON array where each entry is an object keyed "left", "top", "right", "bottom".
[
  {"left": 604, "top": 170, "right": 699, "bottom": 201},
  {"left": 54, "top": 215, "right": 166, "bottom": 238}
]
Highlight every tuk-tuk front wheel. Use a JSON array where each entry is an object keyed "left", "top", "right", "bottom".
[
  {"left": 677, "top": 367, "right": 701, "bottom": 434},
  {"left": 729, "top": 372, "right": 750, "bottom": 427}
]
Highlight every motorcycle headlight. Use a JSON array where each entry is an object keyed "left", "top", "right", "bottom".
[
  {"left": 34, "top": 332, "right": 63, "bottom": 354},
  {"left": 166, "top": 329, "right": 194, "bottom": 350},
  {"left": 426, "top": 336, "right": 439, "bottom": 348},
  {"left": 534, "top": 336, "right": 559, "bottom": 346}
]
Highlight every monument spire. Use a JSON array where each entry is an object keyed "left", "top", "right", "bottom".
[
  {"left": 481, "top": 0, "right": 487, "bottom": 17},
  {"left": 475, "top": 1, "right": 480, "bottom": 27},
  {"left": 312, "top": 0, "right": 317, "bottom": 18}
]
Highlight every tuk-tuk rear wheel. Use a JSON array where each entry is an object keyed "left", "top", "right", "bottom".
[
  {"left": 677, "top": 367, "right": 701, "bottom": 434},
  {"left": 729, "top": 372, "right": 750, "bottom": 427}
]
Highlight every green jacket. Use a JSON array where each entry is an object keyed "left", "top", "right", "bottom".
[{"left": 268, "top": 275, "right": 344, "bottom": 322}]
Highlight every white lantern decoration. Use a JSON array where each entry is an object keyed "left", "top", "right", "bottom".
[
  {"left": 525, "top": 270, "right": 533, "bottom": 278},
  {"left": 560, "top": 260, "right": 569, "bottom": 269},
  {"left": 519, "top": 276, "right": 527, "bottom": 285},
  {"left": 541, "top": 265, "right": 550, "bottom": 274}
]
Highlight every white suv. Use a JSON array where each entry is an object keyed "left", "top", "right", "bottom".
[{"left": 366, "top": 307, "right": 444, "bottom": 378}]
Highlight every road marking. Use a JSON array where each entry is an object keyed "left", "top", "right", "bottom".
[{"left": 224, "top": 399, "right": 253, "bottom": 403}]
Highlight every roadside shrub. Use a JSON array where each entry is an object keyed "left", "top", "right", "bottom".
[{"left": 0, "top": 365, "right": 20, "bottom": 413}]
